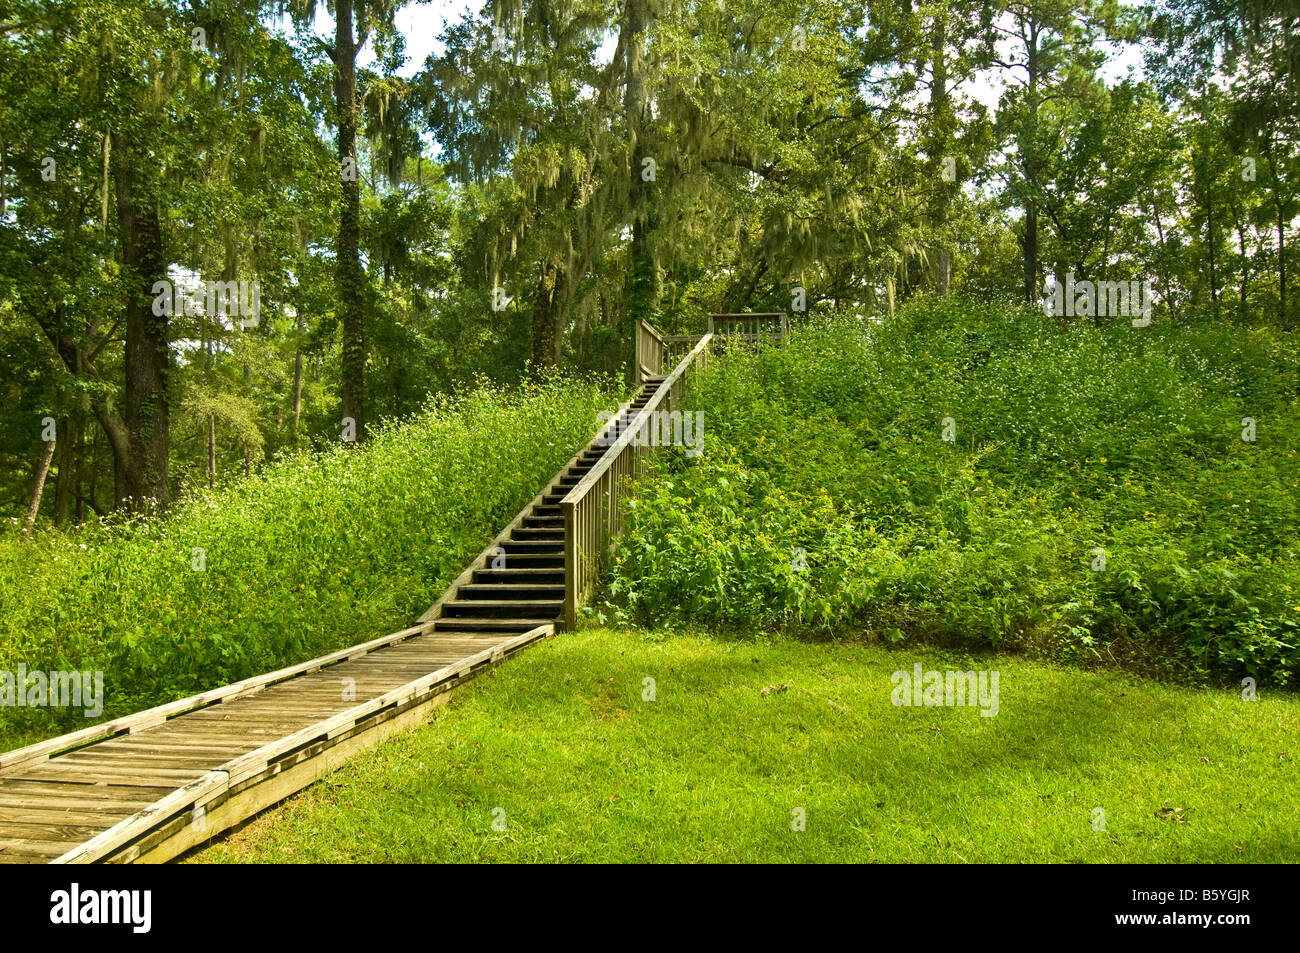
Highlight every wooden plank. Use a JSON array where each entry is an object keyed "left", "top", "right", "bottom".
[
  {"left": 208, "top": 700, "right": 342, "bottom": 715},
  {"left": 52, "top": 771, "right": 228, "bottom": 864},
  {"left": 91, "top": 739, "right": 254, "bottom": 756},
  {"left": 174, "top": 710, "right": 319, "bottom": 725},
  {"left": 338, "top": 654, "right": 467, "bottom": 670},
  {"left": 0, "top": 796, "right": 153, "bottom": 814},
  {"left": 0, "top": 821, "right": 108, "bottom": 842},
  {"left": 50, "top": 751, "right": 228, "bottom": 769},
  {"left": 0, "top": 805, "right": 142, "bottom": 824},
  {"left": 12, "top": 765, "right": 205, "bottom": 787},
  {"left": 0, "top": 778, "right": 158, "bottom": 798},
  {"left": 0, "top": 839, "right": 70, "bottom": 860}
]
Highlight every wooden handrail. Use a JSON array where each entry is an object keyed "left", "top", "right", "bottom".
[
  {"left": 564, "top": 332, "right": 710, "bottom": 503},
  {"left": 634, "top": 318, "right": 667, "bottom": 383},
  {"left": 562, "top": 332, "right": 713, "bottom": 628}
]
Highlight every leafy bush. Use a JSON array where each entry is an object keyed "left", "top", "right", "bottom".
[
  {"left": 601, "top": 298, "right": 1300, "bottom": 686},
  {"left": 0, "top": 374, "right": 619, "bottom": 747}
]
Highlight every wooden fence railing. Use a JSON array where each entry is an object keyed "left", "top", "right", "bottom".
[
  {"left": 634, "top": 319, "right": 665, "bottom": 383},
  {"left": 707, "top": 312, "right": 788, "bottom": 340},
  {"left": 563, "top": 331, "right": 713, "bottom": 629}
]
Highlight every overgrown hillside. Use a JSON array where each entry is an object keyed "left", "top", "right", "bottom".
[
  {"left": 602, "top": 299, "right": 1300, "bottom": 686},
  {"left": 0, "top": 376, "right": 619, "bottom": 748}
]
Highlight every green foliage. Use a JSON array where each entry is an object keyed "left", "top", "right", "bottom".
[
  {"left": 0, "top": 375, "right": 618, "bottom": 747},
  {"left": 602, "top": 299, "right": 1300, "bottom": 685}
]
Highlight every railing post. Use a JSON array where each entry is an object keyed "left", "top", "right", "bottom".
[
  {"left": 634, "top": 321, "right": 644, "bottom": 385},
  {"left": 563, "top": 500, "right": 578, "bottom": 631}
]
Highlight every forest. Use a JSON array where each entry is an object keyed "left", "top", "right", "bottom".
[{"left": 0, "top": 0, "right": 1294, "bottom": 523}]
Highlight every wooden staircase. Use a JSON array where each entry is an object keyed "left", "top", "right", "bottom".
[{"left": 418, "top": 375, "right": 667, "bottom": 637}]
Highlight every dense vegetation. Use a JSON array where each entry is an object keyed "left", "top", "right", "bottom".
[
  {"left": 0, "top": 376, "right": 617, "bottom": 747},
  {"left": 602, "top": 299, "right": 1300, "bottom": 686}
]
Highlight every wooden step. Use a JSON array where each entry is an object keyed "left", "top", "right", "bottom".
[
  {"left": 491, "top": 554, "right": 563, "bottom": 569},
  {"left": 522, "top": 515, "right": 563, "bottom": 528},
  {"left": 473, "top": 568, "right": 565, "bottom": 584},
  {"left": 441, "top": 600, "right": 563, "bottom": 618},
  {"left": 457, "top": 583, "right": 564, "bottom": 600},
  {"left": 511, "top": 527, "right": 565, "bottom": 540},
  {"left": 499, "top": 538, "right": 564, "bottom": 552},
  {"left": 432, "top": 619, "right": 557, "bottom": 634}
]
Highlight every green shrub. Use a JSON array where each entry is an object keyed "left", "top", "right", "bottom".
[{"left": 600, "top": 298, "right": 1300, "bottom": 686}]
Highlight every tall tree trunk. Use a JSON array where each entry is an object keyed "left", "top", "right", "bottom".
[
  {"left": 1238, "top": 220, "right": 1250, "bottom": 318},
  {"left": 1273, "top": 166, "right": 1288, "bottom": 325},
  {"left": 335, "top": 0, "right": 367, "bottom": 441},
  {"left": 1204, "top": 167, "right": 1220, "bottom": 318},
  {"left": 531, "top": 262, "right": 562, "bottom": 367},
  {"left": 622, "top": 0, "right": 656, "bottom": 377},
  {"left": 111, "top": 131, "right": 171, "bottom": 512},
  {"left": 208, "top": 413, "right": 217, "bottom": 488},
  {"left": 22, "top": 438, "right": 57, "bottom": 541},
  {"left": 74, "top": 424, "right": 86, "bottom": 525},
  {"left": 1148, "top": 191, "right": 1181, "bottom": 321},
  {"left": 1021, "top": 19, "right": 1041, "bottom": 303},
  {"left": 293, "top": 311, "right": 304, "bottom": 432},
  {"left": 1023, "top": 204, "right": 1039, "bottom": 303},
  {"left": 87, "top": 431, "right": 101, "bottom": 519},
  {"left": 929, "top": 10, "right": 952, "bottom": 295},
  {"left": 53, "top": 417, "right": 72, "bottom": 526}
]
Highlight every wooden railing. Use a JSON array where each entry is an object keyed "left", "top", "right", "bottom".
[
  {"left": 708, "top": 312, "right": 788, "bottom": 341},
  {"left": 562, "top": 332, "right": 713, "bottom": 629},
  {"left": 661, "top": 334, "right": 701, "bottom": 370},
  {"left": 634, "top": 319, "right": 665, "bottom": 383}
]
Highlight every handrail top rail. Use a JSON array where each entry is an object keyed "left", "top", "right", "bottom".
[
  {"left": 562, "top": 331, "right": 713, "bottom": 507},
  {"left": 639, "top": 317, "right": 666, "bottom": 344},
  {"left": 709, "top": 312, "right": 785, "bottom": 318}
]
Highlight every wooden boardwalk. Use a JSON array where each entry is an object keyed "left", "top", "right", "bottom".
[
  {"left": 0, "top": 315, "right": 766, "bottom": 863},
  {"left": 0, "top": 624, "right": 550, "bottom": 863}
]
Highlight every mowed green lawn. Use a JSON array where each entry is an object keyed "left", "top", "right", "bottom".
[{"left": 195, "top": 629, "right": 1300, "bottom": 863}]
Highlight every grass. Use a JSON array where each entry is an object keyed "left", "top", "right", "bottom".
[{"left": 196, "top": 627, "right": 1300, "bottom": 863}]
